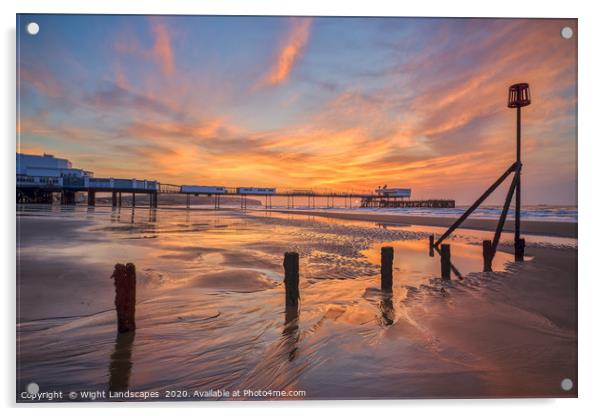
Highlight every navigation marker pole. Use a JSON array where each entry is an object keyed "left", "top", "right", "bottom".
[{"left": 433, "top": 83, "right": 531, "bottom": 266}]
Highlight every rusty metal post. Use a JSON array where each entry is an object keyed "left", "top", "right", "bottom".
[
  {"left": 112, "top": 263, "right": 136, "bottom": 333},
  {"left": 434, "top": 162, "right": 517, "bottom": 247},
  {"left": 515, "top": 104, "right": 523, "bottom": 261}
]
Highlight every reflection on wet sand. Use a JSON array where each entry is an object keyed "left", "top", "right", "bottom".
[
  {"left": 16, "top": 205, "right": 577, "bottom": 399},
  {"left": 283, "top": 305, "right": 300, "bottom": 361},
  {"left": 149, "top": 208, "right": 157, "bottom": 223},
  {"left": 108, "top": 332, "right": 134, "bottom": 392},
  {"left": 378, "top": 294, "right": 395, "bottom": 327}
]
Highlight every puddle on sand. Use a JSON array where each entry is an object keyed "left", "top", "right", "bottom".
[{"left": 361, "top": 239, "right": 515, "bottom": 287}]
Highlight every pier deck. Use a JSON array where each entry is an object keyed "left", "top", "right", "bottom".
[{"left": 16, "top": 176, "right": 455, "bottom": 209}]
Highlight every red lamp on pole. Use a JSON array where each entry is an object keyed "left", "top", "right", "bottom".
[{"left": 507, "top": 83, "right": 531, "bottom": 261}]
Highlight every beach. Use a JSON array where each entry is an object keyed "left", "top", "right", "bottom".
[
  {"left": 272, "top": 209, "right": 578, "bottom": 239},
  {"left": 16, "top": 205, "right": 577, "bottom": 400}
]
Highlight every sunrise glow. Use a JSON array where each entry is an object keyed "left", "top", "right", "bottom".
[{"left": 17, "top": 16, "right": 577, "bottom": 204}]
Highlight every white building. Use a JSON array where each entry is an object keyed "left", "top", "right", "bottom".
[
  {"left": 16, "top": 153, "right": 91, "bottom": 178},
  {"left": 375, "top": 187, "right": 411, "bottom": 198}
]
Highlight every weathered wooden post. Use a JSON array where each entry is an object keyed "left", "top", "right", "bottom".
[
  {"left": 112, "top": 263, "right": 136, "bottom": 333},
  {"left": 283, "top": 252, "right": 300, "bottom": 307},
  {"left": 381, "top": 247, "right": 394, "bottom": 291},
  {"left": 515, "top": 238, "right": 525, "bottom": 261},
  {"left": 428, "top": 235, "right": 435, "bottom": 257},
  {"left": 483, "top": 240, "right": 493, "bottom": 272},
  {"left": 440, "top": 244, "right": 451, "bottom": 280}
]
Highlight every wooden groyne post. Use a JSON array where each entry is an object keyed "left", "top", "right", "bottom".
[
  {"left": 515, "top": 237, "right": 525, "bottom": 262},
  {"left": 483, "top": 240, "right": 493, "bottom": 272},
  {"left": 112, "top": 263, "right": 136, "bottom": 333},
  {"left": 380, "top": 247, "right": 394, "bottom": 292},
  {"left": 283, "top": 252, "right": 300, "bottom": 307},
  {"left": 440, "top": 244, "right": 451, "bottom": 280},
  {"left": 428, "top": 235, "right": 435, "bottom": 257}
]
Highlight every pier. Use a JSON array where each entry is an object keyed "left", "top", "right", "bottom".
[
  {"left": 17, "top": 177, "right": 454, "bottom": 209},
  {"left": 17, "top": 175, "right": 160, "bottom": 207},
  {"left": 360, "top": 196, "right": 455, "bottom": 209},
  {"left": 16, "top": 153, "right": 455, "bottom": 209}
]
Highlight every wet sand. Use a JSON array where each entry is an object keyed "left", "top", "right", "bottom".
[
  {"left": 16, "top": 205, "right": 577, "bottom": 400},
  {"left": 272, "top": 209, "right": 577, "bottom": 239}
]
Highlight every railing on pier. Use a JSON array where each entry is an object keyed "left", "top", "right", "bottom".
[
  {"left": 17, "top": 175, "right": 159, "bottom": 192},
  {"left": 17, "top": 175, "right": 456, "bottom": 210},
  {"left": 89, "top": 178, "right": 158, "bottom": 191},
  {"left": 360, "top": 196, "right": 455, "bottom": 209},
  {"left": 17, "top": 175, "right": 62, "bottom": 187},
  {"left": 159, "top": 183, "right": 182, "bottom": 194}
]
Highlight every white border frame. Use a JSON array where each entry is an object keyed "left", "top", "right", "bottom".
[{"left": 3, "top": 1, "right": 601, "bottom": 414}]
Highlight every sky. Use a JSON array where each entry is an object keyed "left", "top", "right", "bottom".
[{"left": 17, "top": 15, "right": 577, "bottom": 205}]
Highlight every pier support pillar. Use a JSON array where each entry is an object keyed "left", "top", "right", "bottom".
[
  {"left": 132, "top": 193, "right": 136, "bottom": 207},
  {"left": 112, "top": 263, "right": 136, "bottom": 333},
  {"left": 61, "top": 190, "right": 75, "bottom": 205},
  {"left": 112, "top": 192, "right": 117, "bottom": 207},
  {"left": 440, "top": 244, "right": 451, "bottom": 280},
  {"left": 381, "top": 247, "right": 394, "bottom": 292},
  {"left": 283, "top": 252, "right": 300, "bottom": 307},
  {"left": 87, "top": 190, "right": 96, "bottom": 206},
  {"left": 483, "top": 240, "right": 493, "bottom": 272},
  {"left": 149, "top": 192, "right": 158, "bottom": 208},
  {"left": 118, "top": 192, "right": 122, "bottom": 207}
]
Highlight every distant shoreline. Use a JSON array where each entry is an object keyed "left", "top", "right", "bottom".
[
  {"left": 15, "top": 203, "right": 578, "bottom": 239},
  {"left": 271, "top": 209, "right": 578, "bottom": 239}
]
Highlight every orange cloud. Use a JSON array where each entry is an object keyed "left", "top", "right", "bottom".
[
  {"left": 114, "top": 18, "right": 175, "bottom": 76},
  {"left": 19, "top": 18, "right": 576, "bottom": 204},
  {"left": 150, "top": 20, "right": 175, "bottom": 76},
  {"left": 263, "top": 18, "right": 311, "bottom": 86}
]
